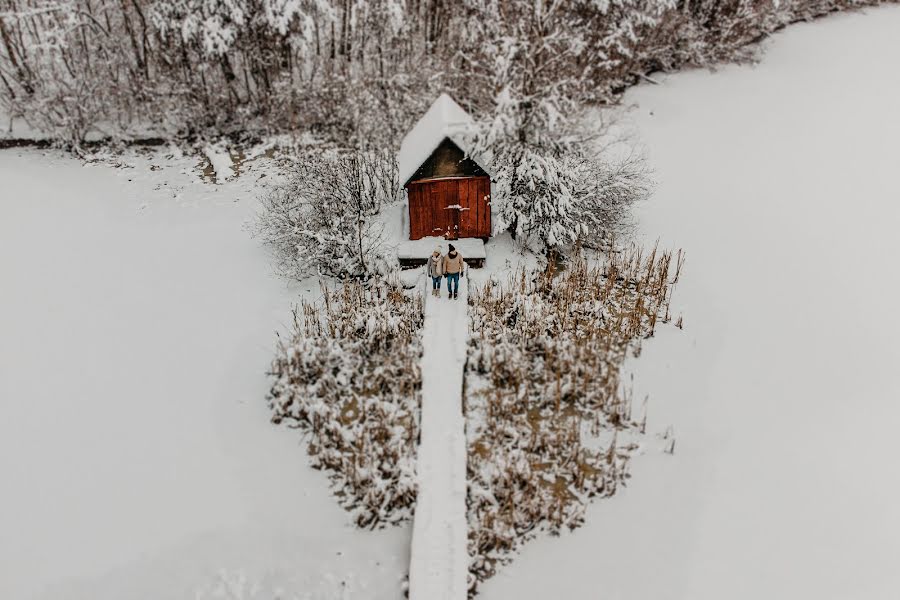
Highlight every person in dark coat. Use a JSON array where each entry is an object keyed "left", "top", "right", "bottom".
[{"left": 442, "top": 243, "right": 464, "bottom": 299}]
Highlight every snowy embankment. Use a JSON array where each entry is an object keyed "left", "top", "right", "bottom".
[
  {"left": 481, "top": 6, "right": 900, "bottom": 600},
  {"left": 0, "top": 150, "right": 408, "bottom": 600},
  {"left": 408, "top": 278, "right": 470, "bottom": 600}
]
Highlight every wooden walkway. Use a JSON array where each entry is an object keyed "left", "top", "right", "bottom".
[{"left": 408, "top": 275, "right": 470, "bottom": 600}]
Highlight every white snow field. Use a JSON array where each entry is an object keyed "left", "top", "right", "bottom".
[
  {"left": 0, "top": 151, "right": 409, "bottom": 599},
  {"left": 408, "top": 276, "right": 470, "bottom": 600},
  {"left": 481, "top": 6, "right": 900, "bottom": 600}
]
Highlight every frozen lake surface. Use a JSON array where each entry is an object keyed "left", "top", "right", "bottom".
[
  {"left": 481, "top": 6, "right": 900, "bottom": 600},
  {"left": 0, "top": 151, "right": 409, "bottom": 600}
]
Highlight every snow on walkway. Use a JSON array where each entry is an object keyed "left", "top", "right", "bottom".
[
  {"left": 408, "top": 276, "right": 470, "bottom": 600},
  {"left": 480, "top": 6, "right": 900, "bottom": 600}
]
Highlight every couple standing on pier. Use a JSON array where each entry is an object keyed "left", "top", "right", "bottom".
[{"left": 426, "top": 243, "right": 464, "bottom": 299}]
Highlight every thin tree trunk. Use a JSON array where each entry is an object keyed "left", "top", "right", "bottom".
[{"left": 0, "top": 16, "right": 33, "bottom": 94}]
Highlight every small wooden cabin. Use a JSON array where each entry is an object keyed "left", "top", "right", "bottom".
[{"left": 398, "top": 94, "right": 492, "bottom": 241}]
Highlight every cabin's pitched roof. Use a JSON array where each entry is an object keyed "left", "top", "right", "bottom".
[
  {"left": 397, "top": 93, "right": 489, "bottom": 186},
  {"left": 406, "top": 137, "right": 488, "bottom": 183}
]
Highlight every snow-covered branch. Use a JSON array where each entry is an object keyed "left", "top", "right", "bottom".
[
  {"left": 253, "top": 149, "right": 399, "bottom": 281},
  {"left": 1, "top": 0, "right": 889, "bottom": 144}
]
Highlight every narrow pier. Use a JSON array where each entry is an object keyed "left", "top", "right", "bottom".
[{"left": 408, "top": 276, "right": 469, "bottom": 600}]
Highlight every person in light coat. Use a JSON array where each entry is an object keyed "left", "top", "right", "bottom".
[
  {"left": 426, "top": 247, "right": 443, "bottom": 297},
  {"left": 442, "top": 243, "right": 464, "bottom": 299}
]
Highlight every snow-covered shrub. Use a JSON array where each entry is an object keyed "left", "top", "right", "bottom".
[
  {"left": 486, "top": 146, "right": 652, "bottom": 253},
  {"left": 268, "top": 278, "right": 424, "bottom": 527},
  {"left": 255, "top": 149, "right": 400, "bottom": 280},
  {"left": 487, "top": 143, "right": 585, "bottom": 251},
  {"left": 472, "top": 83, "right": 650, "bottom": 254},
  {"left": 465, "top": 246, "right": 684, "bottom": 591},
  {"left": 566, "top": 153, "right": 652, "bottom": 249}
]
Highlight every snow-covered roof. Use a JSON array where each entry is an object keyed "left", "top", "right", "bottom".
[{"left": 397, "top": 93, "right": 489, "bottom": 186}]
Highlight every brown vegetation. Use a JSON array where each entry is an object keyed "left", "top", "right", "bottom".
[
  {"left": 465, "top": 245, "right": 684, "bottom": 592},
  {"left": 267, "top": 278, "right": 424, "bottom": 527}
]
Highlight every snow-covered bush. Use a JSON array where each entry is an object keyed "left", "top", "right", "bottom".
[
  {"left": 268, "top": 278, "right": 424, "bottom": 527},
  {"left": 472, "top": 82, "right": 650, "bottom": 254},
  {"left": 255, "top": 149, "right": 400, "bottom": 280},
  {"left": 485, "top": 145, "right": 652, "bottom": 253},
  {"left": 566, "top": 153, "right": 652, "bottom": 248},
  {"left": 465, "top": 246, "right": 684, "bottom": 591},
  {"left": 483, "top": 135, "right": 583, "bottom": 251}
]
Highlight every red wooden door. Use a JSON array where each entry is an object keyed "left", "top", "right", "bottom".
[
  {"left": 407, "top": 177, "right": 491, "bottom": 240},
  {"left": 425, "top": 179, "right": 457, "bottom": 239}
]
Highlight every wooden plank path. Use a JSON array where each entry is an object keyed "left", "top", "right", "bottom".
[{"left": 408, "top": 275, "right": 469, "bottom": 600}]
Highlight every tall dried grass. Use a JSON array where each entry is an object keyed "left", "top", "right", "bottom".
[
  {"left": 268, "top": 277, "right": 425, "bottom": 527},
  {"left": 465, "top": 245, "right": 683, "bottom": 591}
]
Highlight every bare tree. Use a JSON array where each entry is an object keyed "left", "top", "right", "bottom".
[{"left": 0, "top": 0, "right": 891, "bottom": 144}]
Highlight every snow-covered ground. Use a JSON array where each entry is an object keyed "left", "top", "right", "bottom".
[
  {"left": 481, "top": 6, "right": 900, "bottom": 600},
  {"left": 0, "top": 150, "right": 409, "bottom": 599}
]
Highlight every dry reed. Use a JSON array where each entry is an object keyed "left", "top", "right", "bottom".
[
  {"left": 465, "top": 245, "right": 682, "bottom": 592},
  {"left": 268, "top": 277, "right": 425, "bottom": 527}
]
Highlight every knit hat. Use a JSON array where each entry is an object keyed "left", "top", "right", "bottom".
[
  {"left": 434, "top": 246, "right": 442, "bottom": 255},
  {"left": 448, "top": 243, "right": 456, "bottom": 252}
]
